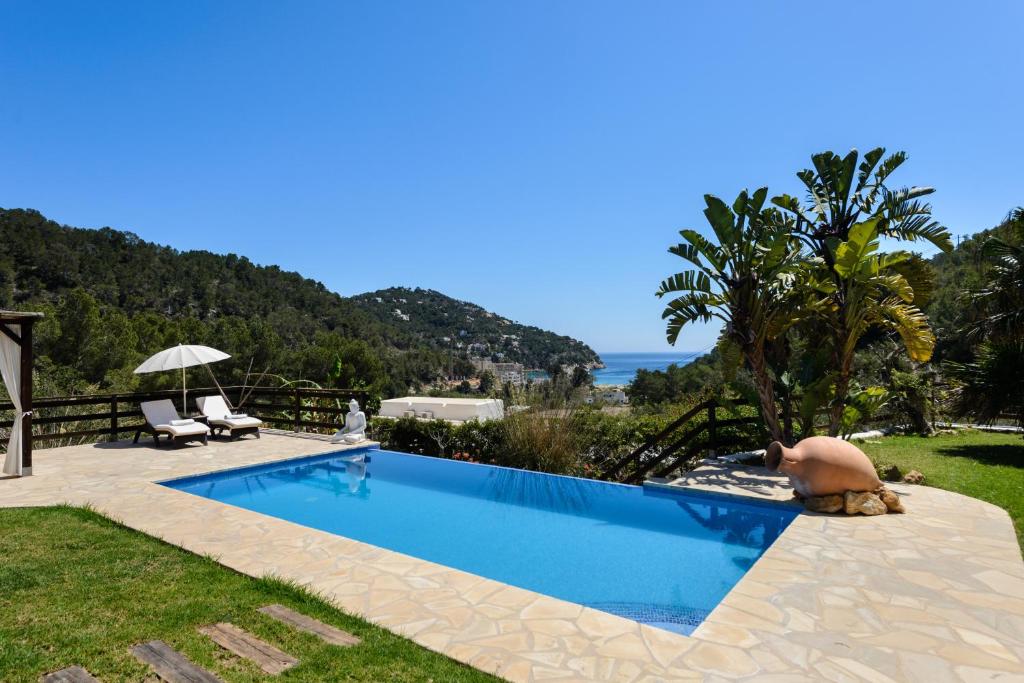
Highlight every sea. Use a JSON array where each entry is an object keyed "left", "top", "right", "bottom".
[{"left": 591, "top": 351, "right": 701, "bottom": 386}]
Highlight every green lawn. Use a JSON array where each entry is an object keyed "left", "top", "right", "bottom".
[
  {"left": 0, "top": 505, "right": 498, "bottom": 683},
  {"left": 857, "top": 430, "right": 1024, "bottom": 547}
]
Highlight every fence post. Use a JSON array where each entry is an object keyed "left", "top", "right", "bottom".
[
  {"left": 293, "top": 387, "right": 301, "bottom": 433},
  {"left": 707, "top": 401, "right": 717, "bottom": 459},
  {"left": 109, "top": 395, "right": 119, "bottom": 442}
]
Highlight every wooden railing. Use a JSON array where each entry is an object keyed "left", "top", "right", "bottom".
[
  {"left": 598, "top": 398, "right": 763, "bottom": 484},
  {"left": 0, "top": 385, "right": 371, "bottom": 446}
]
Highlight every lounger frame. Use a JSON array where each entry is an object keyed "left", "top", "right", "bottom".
[
  {"left": 133, "top": 422, "right": 209, "bottom": 448},
  {"left": 209, "top": 422, "right": 261, "bottom": 441}
]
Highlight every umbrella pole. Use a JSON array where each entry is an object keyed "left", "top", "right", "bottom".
[{"left": 182, "top": 366, "right": 187, "bottom": 414}]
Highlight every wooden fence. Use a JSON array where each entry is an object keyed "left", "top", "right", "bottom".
[
  {"left": 599, "top": 398, "right": 763, "bottom": 484},
  {"left": 0, "top": 385, "right": 371, "bottom": 447}
]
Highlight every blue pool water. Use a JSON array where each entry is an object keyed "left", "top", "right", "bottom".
[{"left": 163, "top": 448, "right": 797, "bottom": 634}]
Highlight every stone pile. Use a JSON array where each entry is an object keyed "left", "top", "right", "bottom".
[{"left": 801, "top": 487, "right": 905, "bottom": 515}]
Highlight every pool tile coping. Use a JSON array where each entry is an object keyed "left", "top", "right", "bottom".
[{"left": 1, "top": 434, "right": 1022, "bottom": 682}]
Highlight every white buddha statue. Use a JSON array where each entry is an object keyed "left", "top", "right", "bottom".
[{"left": 331, "top": 399, "right": 367, "bottom": 444}]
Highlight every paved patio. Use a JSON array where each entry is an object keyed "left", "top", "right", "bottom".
[{"left": 1, "top": 434, "right": 1023, "bottom": 682}]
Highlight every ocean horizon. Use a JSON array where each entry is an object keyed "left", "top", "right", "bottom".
[{"left": 591, "top": 351, "right": 702, "bottom": 386}]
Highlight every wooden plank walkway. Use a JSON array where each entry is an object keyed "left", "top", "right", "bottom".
[
  {"left": 40, "top": 666, "right": 99, "bottom": 683},
  {"left": 259, "top": 603, "right": 361, "bottom": 646},
  {"left": 198, "top": 623, "right": 297, "bottom": 675},
  {"left": 131, "top": 640, "right": 223, "bottom": 683}
]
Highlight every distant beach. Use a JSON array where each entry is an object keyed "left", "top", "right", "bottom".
[{"left": 591, "top": 351, "right": 702, "bottom": 386}]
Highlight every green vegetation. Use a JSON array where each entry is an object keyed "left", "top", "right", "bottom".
[
  {"left": 773, "top": 149, "right": 949, "bottom": 434},
  {"left": 626, "top": 351, "right": 724, "bottom": 405},
  {"left": 654, "top": 147, "right": 1024, "bottom": 442},
  {"left": 0, "top": 208, "right": 597, "bottom": 398},
  {"left": 351, "top": 287, "right": 600, "bottom": 369},
  {"left": 945, "top": 211, "right": 1024, "bottom": 428},
  {"left": 0, "top": 505, "right": 496, "bottom": 683},
  {"left": 371, "top": 399, "right": 764, "bottom": 476},
  {"left": 657, "top": 188, "right": 804, "bottom": 442},
  {"left": 858, "top": 431, "right": 1024, "bottom": 546}
]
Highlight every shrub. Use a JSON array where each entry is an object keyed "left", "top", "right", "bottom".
[{"left": 368, "top": 399, "right": 768, "bottom": 479}]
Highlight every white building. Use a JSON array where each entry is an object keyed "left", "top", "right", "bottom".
[
  {"left": 378, "top": 397, "right": 505, "bottom": 423},
  {"left": 585, "top": 389, "right": 628, "bottom": 405},
  {"left": 472, "top": 359, "right": 526, "bottom": 386}
]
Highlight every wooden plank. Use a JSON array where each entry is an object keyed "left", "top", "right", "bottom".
[
  {"left": 198, "top": 622, "right": 298, "bottom": 675},
  {"left": 258, "top": 604, "right": 361, "bottom": 646},
  {"left": 131, "top": 640, "right": 223, "bottom": 683},
  {"left": 40, "top": 665, "right": 100, "bottom": 683}
]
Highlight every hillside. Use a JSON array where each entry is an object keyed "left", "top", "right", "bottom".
[
  {"left": 350, "top": 288, "right": 601, "bottom": 370},
  {"left": 926, "top": 209, "right": 1022, "bottom": 360},
  {"left": 0, "top": 208, "right": 599, "bottom": 394}
]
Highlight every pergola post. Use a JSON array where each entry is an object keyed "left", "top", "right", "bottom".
[
  {"left": 20, "top": 319, "right": 33, "bottom": 475},
  {"left": 0, "top": 310, "right": 42, "bottom": 477}
]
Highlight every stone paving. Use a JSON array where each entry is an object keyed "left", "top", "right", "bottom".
[{"left": 1, "top": 434, "right": 1023, "bottom": 682}]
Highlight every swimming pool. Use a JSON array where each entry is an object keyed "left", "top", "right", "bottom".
[{"left": 162, "top": 448, "right": 798, "bottom": 635}]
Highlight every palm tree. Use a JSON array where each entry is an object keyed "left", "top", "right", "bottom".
[
  {"left": 948, "top": 209, "right": 1024, "bottom": 429},
  {"left": 947, "top": 340, "right": 1024, "bottom": 429},
  {"left": 657, "top": 188, "right": 803, "bottom": 443},
  {"left": 963, "top": 208, "right": 1024, "bottom": 343},
  {"left": 772, "top": 149, "right": 951, "bottom": 434},
  {"left": 809, "top": 221, "right": 936, "bottom": 434}
]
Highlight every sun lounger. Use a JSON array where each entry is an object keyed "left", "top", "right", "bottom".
[
  {"left": 134, "top": 399, "right": 210, "bottom": 447},
  {"left": 197, "top": 395, "right": 263, "bottom": 440}
]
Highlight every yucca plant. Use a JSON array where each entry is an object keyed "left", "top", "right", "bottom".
[
  {"left": 773, "top": 149, "right": 952, "bottom": 434},
  {"left": 657, "top": 188, "right": 804, "bottom": 442}
]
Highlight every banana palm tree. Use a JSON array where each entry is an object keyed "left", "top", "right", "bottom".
[
  {"left": 806, "top": 220, "right": 936, "bottom": 434},
  {"left": 657, "top": 188, "right": 803, "bottom": 442},
  {"left": 772, "top": 148, "right": 951, "bottom": 434}
]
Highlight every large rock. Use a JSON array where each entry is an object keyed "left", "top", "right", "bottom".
[
  {"left": 803, "top": 494, "right": 845, "bottom": 513},
  {"left": 877, "top": 487, "right": 905, "bottom": 513},
  {"left": 903, "top": 470, "right": 925, "bottom": 485},
  {"left": 843, "top": 490, "right": 887, "bottom": 516}
]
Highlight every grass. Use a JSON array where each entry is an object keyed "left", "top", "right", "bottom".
[
  {"left": 0, "top": 505, "right": 499, "bottom": 683},
  {"left": 857, "top": 429, "right": 1024, "bottom": 547}
]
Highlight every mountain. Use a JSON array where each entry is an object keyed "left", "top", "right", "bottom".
[
  {"left": 0, "top": 208, "right": 599, "bottom": 394},
  {"left": 350, "top": 287, "right": 601, "bottom": 370}
]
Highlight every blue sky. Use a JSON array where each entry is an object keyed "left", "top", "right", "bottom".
[{"left": 2, "top": 1, "right": 1022, "bottom": 353}]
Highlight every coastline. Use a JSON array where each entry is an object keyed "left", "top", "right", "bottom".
[{"left": 591, "top": 351, "right": 701, "bottom": 386}]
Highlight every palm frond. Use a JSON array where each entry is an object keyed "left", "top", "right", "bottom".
[
  {"left": 656, "top": 270, "right": 713, "bottom": 297},
  {"left": 855, "top": 147, "right": 884, "bottom": 194},
  {"left": 945, "top": 340, "right": 1024, "bottom": 426},
  {"left": 874, "top": 297, "right": 935, "bottom": 362}
]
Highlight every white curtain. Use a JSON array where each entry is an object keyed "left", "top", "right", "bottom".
[{"left": 0, "top": 323, "right": 22, "bottom": 476}]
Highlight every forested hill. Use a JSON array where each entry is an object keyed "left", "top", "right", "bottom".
[
  {"left": 350, "top": 288, "right": 601, "bottom": 369},
  {"left": 926, "top": 210, "right": 1022, "bottom": 360},
  {"left": 0, "top": 208, "right": 598, "bottom": 395}
]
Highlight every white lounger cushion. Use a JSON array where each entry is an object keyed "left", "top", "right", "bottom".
[
  {"left": 140, "top": 400, "right": 210, "bottom": 436},
  {"left": 197, "top": 395, "right": 264, "bottom": 430},
  {"left": 216, "top": 416, "right": 262, "bottom": 428}
]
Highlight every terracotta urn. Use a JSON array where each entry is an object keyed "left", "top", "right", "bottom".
[{"left": 765, "top": 436, "right": 882, "bottom": 498}]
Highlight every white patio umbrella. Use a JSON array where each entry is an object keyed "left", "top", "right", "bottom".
[{"left": 133, "top": 344, "right": 231, "bottom": 410}]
